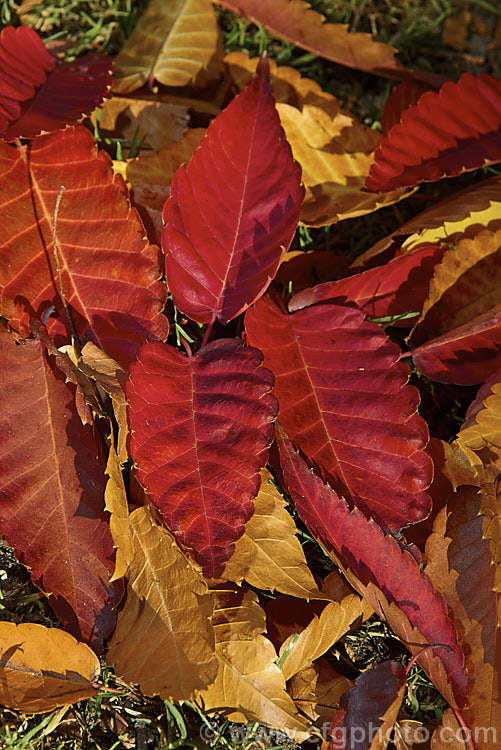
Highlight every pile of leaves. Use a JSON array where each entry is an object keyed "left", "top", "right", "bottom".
[{"left": 0, "top": 1, "right": 500, "bottom": 748}]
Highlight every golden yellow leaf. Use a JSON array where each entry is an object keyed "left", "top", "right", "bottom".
[
  {"left": 276, "top": 103, "right": 411, "bottom": 227},
  {"left": 198, "top": 587, "right": 310, "bottom": 735},
  {"left": 105, "top": 445, "right": 134, "bottom": 582},
  {"left": 107, "top": 507, "right": 217, "bottom": 700},
  {"left": 225, "top": 51, "right": 340, "bottom": 115},
  {"left": 222, "top": 470, "right": 321, "bottom": 599},
  {"left": 93, "top": 96, "right": 189, "bottom": 149},
  {"left": 287, "top": 658, "right": 352, "bottom": 724},
  {"left": 0, "top": 622, "right": 99, "bottom": 713},
  {"left": 411, "top": 227, "right": 501, "bottom": 346},
  {"left": 278, "top": 594, "right": 370, "bottom": 681},
  {"left": 113, "top": 0, "right": 224, "bottom": 93},
  {"left": 458, "top": 378, "right": 501, "bottom": 466}
]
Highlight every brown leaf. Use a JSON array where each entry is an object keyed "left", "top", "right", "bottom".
[
  {"left": 279, "top": 595, "right": 371, "bottom": 681},
  {"left": 127, "top": 128, "right": 205, "bottom": 243},
  {"left": 107, "top": 506, "right": 217, "bottom": 700},
  {"left": 105, "top": 446, "right": 134, "bottom": 582},
  {"left": 425, "top": 483, "right": 501, "bottom": 748},
  {"left": 113, "top": 0, "right": 224, "bottom": 92},
  {"left": 0, "top": 622, "right": 99, "bottom": 713},
  {"left": 276, "top": 103, "right": 411, "bottom": 227},
  {"left": 215, "top": 0, "right": 407, "bottom": 77},
  {"left": 222, "top": 470, "right": 321, "bottom": 599},
  {"left": 198, "top": 586, "right": 310, "bottom": 734},
  {"left": 93, "top": 96, "right": 189, "bottom": 149},
  {"left": 288, "top": 658, "right": 352, "bottom": 726}
]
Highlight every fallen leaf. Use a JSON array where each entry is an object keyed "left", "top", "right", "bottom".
[
  {"left": 276, "top": 103, "right": 411, "bottom": 227},
  {"left": 0, "top": 622, "right": 100, "bottom": 713},
  {"left": 113, "top": 0, "right": 224, "bottom": 92},
  {"left": 0, "top": 331, "right": 122, "bottom": 651},
  {"left": 198, "top": 586, "right": 310, "bottom": 734},
  {"left": 0, "top": 126, "right": 168, "bottom": 368},
  {"left": 162, "top": 58, "right": 304, "bottom": 325},
  {"left": 107, "top": 506, "right": 217, "bottom": 700},
  {"left": 126, "top": 338, "right": 277, "bottom": 578},
  {"left": 214, "top": 0, "right": 407, "bottom": 77},
  {"left": 279, "top": 594, "right": 371, "bottom": 681},
  {"left": 222, "top": 470, "right": 321, "bottom": 599},
  {"left": 245, "top": 296, "right": 432, "bottom": 532},
  {"left": 105, "top": 446, "right": 134, "bottom": 582},
  {"left": 0, "top": 26, "right": 112, "bottom": 141},
  {"left": 366, "top": 73, "right": 501, "bottom": 193}
]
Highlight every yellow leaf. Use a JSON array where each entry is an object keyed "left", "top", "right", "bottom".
[
  {"left": 277, "top": 103, "right": 411, "bottom": 227},
  {"left": 278, "top": 594, "right": 370, "bottom": 681},
  {"left": 222, "top": 470, "right": 322, "bottom": 599},
  {"left": 105, "top": 445, "right": 134, "bottom": 581},
  {"left": 0, "top": 622, "right": 99, "bottom": 713},
  {"left": 458, "top": 378, "right": 501, "bottom": 467},
  {"left": 225, "top": 51, "right": 340, "bottom": 116},
  {"left": 113, "top": 0, "right": 224, "bottom": 93},
  {"left": 107, "top": 507, "right": 217, "bottom": 700},
  {"left": 199, "top": 587, "right": 310, "bottom": 735}
]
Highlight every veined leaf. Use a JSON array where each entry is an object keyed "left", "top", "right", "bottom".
[
  {"left": 222, "top": 470, "right": 321, "bottom": 599},
  {"left": 107, "top": 507, "right": 217, "bottom": 700},
  {"left": 0, "top": 622, "right": 100, "bottom": 713},
  {"left": 113, "top": 0, "right": 224, "bottom": 92},
  {"left": 0, "top": 26, "right": 112, "bottom": 141},
  {"left": 126, "top": 338, "right": 277, "bottom": 578},
  {"left": 0, "top": 126, "right": 168, "bottom": 367},
  {"left": 276, "top": 428, "right": 468, "bottom": 709},
  {"left": 412, "top": 306, "right": 501, "bottom": 386},
  {"left": 276, "top": 103, "right": 411, "bottom": 227},
  {"left": 162, "top": 57, "right": 304, "bottom": 325},
  {"left": 410, "top": 227, "right": 501, "bottom": 347},
  {"left": 0, "top": 331, "right": 121, "bottom": 650},
  {"left": 245, "top": 296, "right": 432, "bottom": 532},
  {"left": 289, "top": 242, "right": 446, "bottom": 324},
  {"left": 198, "top": 586, "right": 310, "bottom": 734},
  {"left": 214, "top": 0, "right": 406, "bottom": 77},
  {"left": 366, "top": 73, "right": 501, "bottom": 193},
  {"left": 458, "top": 371, "right": 501, "bottom": 464}
]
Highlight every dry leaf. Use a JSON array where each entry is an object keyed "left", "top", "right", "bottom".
[
  {"left": 113, "top": 0, "right": 224, "bottom": 92},
  {"left": 105, "top": 445, "right": 134, "bottom": 581},
  {"left": 225, "top": 51, "right": 340, "bottom": 115},
  {"left": 93, "top": 96, "right": 190, "bottom": 149},
  {"left": 288, "top": 658, "right": 352, "bottom": 724},
  {"left": 107, "top": 506, "right": 217, "bottom": 700},
  {"left": 278, "top": 594, "right": 371, "bottom": 681},
  {"left": 222, "top": 470, "right": 321, "bottom": 599},
  {"left": 0, "top": 622, "right": 99, "bottom": 712},
  {"left": 198, "top": 586, "right": 310, "bottom": 735},
  {"left": 276, "top": 103, "right": 411, "bottom": 227},
  {"left": 127, "top": 128, "right": 205, "bottom": 243}
]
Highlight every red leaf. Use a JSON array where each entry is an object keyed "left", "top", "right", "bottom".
[
  {"left": 161, "top": 56, "right": 304, "bottom": 325},
  {"left": 412, "top": 306, "right": 501, "bottom": 385},
  {"left": 366, "top": 73, "right": 501, "bottom": 193},
  {"left": 276, "top": 428, "right": 468, "bottom": 708},
  {"left": 0, "top": 331, "right": 122, "bottom": 651},
  {"left": 126, "top": 338, "right": 277, "bottom": 578},
  {"left": 0, "top": 126, "right": 168, "bottom": 367},
  {"left": 0, "top": 26, "right": 112, "bottom": 141},
  {"left": 381, "top": 78, "right": 437, "bottom": 136},
  {"left": 289, "top": 242, "right": 446, "bottom": 325},
  {"left": 245, "top": 296, "right": 432, "bottom": 531}
]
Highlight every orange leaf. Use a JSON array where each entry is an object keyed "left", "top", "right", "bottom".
[{"left": 0, "top": 622, "right": 99, "bottom": 713}]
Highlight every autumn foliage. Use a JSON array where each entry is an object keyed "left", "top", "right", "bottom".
[{"left": 0, "top": 2, "right": 500, "bottom": 748}]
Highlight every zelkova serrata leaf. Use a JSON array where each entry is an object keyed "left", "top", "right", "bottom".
[
  {"left": 161, "top": 55, "right": 304, "bottom": 325},
  {"left": 245, "top": 295, "right": 432, "bottom": 532},
  {"left": 126, "top": 338, "right": 277, "bottom": 578},
  {"left": 0, "top": 25, "right": 113, "bottom": 141}
]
